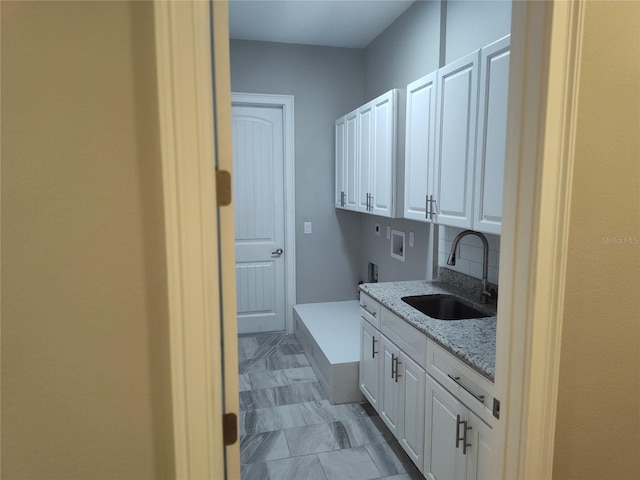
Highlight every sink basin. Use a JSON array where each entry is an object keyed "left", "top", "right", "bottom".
[{"left": 401, "top": 294, "right": 491, "bottom": 320}]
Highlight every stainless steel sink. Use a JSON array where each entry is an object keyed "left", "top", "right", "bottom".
[{"left": 401, "top": 294, "right": 491, "bottom": 320}]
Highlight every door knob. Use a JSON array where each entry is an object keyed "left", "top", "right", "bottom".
[{"left": 271, "top": 248, "right": 284, "bottom": 256}]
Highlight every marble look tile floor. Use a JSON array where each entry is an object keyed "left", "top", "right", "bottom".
[{"left": 239, "top": 332, "right": 424, "bottom": 480}]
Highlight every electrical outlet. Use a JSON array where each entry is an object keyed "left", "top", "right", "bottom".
[
  {"left": 386, "top": 226, "right": 391, "bottom": 240},
  {"left": 409, "top": 231, "right": 415, "bottom": 247},
  {"left": 304, "top": 222, "right": 312, "bottom": 234}
]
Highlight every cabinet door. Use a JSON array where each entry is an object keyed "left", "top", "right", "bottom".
[
  {"left": 357, "top": 102, "right": 373, "bottom": 213},
  {"left": 335, "top": 112, "right": 358, "bottom": 211},
  {"left": 404, "top": 72, "right": 438, "bottom": 222},
  {"left": 434, "top": 50, "right": 480, "bottom": 229},
  {"left": 465, "top": 411, "right": 493, "bottom": 480},
  {"left": 424, "top": 375, "right": 466, "bottom": 480},
  {"left": 399, "top": 352, "right": 426, "bottom": 471},
  {"left": 371, "top": 90, "right": 397, "bottom": 217},
  {"left": 344, "top": 111, "right": 358, "bottom": 210},
  {"left": 359, "top": 319, "right": 381, "bottom": 410},
  {"left": 335, "top": 115, "right": 346, "bottom": 208},
  {"left": 474, "top": 35, "right": 510, "bottom": 234},
  {"left": 379, "top": 335, "right": 402, "bottom": 437}
]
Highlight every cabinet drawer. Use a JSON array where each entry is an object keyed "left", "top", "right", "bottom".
[
  {"left": 381, "top": 307, "right": 427, "bottom": 369},
  {"left": 426, "top": 339, "right": 494, "bottom": 425},
  {"left": 360, "top": 293, "right": 381, "bottom": 329}
]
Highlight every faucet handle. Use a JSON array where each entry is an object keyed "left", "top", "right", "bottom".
[{"left": 480, "top": 286, "right": 497, "bottom": 305}]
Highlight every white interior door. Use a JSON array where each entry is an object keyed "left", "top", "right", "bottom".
[{"left": 232, "top": 105, "right": 286, "bottom": 333}]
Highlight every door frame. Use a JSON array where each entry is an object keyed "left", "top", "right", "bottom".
[
  {"left": 153, "top": 1, "right": 239, "bottom": 478},
  {"left": 154, "top": 0, "right": 584, "bottom": 478},
  {"left": 232, "top": 93, "right": 296, "bottom": 334},
  {"left": 493, "top": 1, "right": 584, "bottom": 477}
]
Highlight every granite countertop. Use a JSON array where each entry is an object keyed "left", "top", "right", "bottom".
[{"left": 358, "top": 280, "right": 496, "bottom": 381}]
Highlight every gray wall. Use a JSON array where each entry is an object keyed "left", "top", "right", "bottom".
[
  {"left": 364, "top": 0, "right": 442, "bottom": 100},
  {"left": 230, "top": 40, "right": 365, "bottom": 303},
  {"left": 359, "top": 216, "right": 432, "bottom": 283},
  {"left": 445, "top": 0, "right": 512, "bottom": 63}
]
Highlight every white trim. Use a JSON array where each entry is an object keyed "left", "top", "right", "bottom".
[
  {"left": 523, "top": 1, "right": 584, "bottom": 475},
  {"left": 494, "top": 1, "right": 584, "bottom": 478},
  {"left": 153, "top": 1, "right": 228, "bottom": 478},
  {"left": 211, "top": 1, "right": 241, "bottom": 477},
  {"left": 232, "top": 93, "right": 297, "bottom": 334}
]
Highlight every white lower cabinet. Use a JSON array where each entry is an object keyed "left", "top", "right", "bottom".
[
  {"left": 398, "top": 350, "right": 426, "bottom": 468},
  {"left": 424, "top": 375, "right": 492, "bottom": 480},
  {"left": 379, "top": 335, "right": 403, "bottom": 437},
  {"left": 359, "top": 318, "right": 380, "bottom": 410},
  {"left": 379, "top": 334, "right": 426, "bottom": 471},
  {"left": 358, "top": 295, "right": 492, "bottom": 479},
  {"left": 466, "top": 409, "right": 493, "bottom": 480}
]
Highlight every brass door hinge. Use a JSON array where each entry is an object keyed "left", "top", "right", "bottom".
[
  {"left": 222, "top": 412, "right": 238, "bottom": 445},
  {"left": 216, "top": 170, "right": 232, "bottom": 206}
]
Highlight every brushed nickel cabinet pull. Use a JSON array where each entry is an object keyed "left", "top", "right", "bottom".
[
  {"left": 455, "top": 415, "right": 471, "bottom": 454},
  {"left": 456, "top": 414, "right": 463, "bottom": 449},
  {"left": 447, "top": 374, "right": 485, "bottom": 403},
  {"left": 429, "top": 195, "right": 437, "bottom": 220},
  {"left": 391, "top": 353, "right": 396, "bottom": 379},
  {"left": 362, "top": 305, "right": 377, "bottom": 317}
]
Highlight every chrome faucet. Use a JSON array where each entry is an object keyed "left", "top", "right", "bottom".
[{"left": 447, "top": 230, "right": 492, "bottom": 304}]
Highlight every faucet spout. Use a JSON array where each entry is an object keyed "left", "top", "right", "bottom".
[
  {"left": 446, "top": 248, "right": 456, "bottom": 266},
  {"left": 446, "top": 229, "right": 492, "bottom": 304}
]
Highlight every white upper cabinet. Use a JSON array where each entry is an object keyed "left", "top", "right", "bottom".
[
  {"left": 474, "top": 35, "right": 510, "bottom": 235},
  {"left": 335, "top": 115, "right": 345, "bottom": 208},
  {"left": 370, "top": 90, "right": 397, "bottom": 217},
  {"left": 404, "top": 35, "right": 511, "bottom": 234},
  {"left": 433, "top": 50, "right": 480, "bottom": 230},
  {"left": 358, "top": 89, "right": 398, "bottom": 217},
  {"left": 335, "top": 111, "right": 358, "bottom": 211},
  {"left": 404, "top": 71, "right": 438, "bottom": 222},
  {"left": 357, "top": 102, "right": 374, "bottom": 213},
  {"left": 335, "top": 89, "right": 399, "bottom": 218}
]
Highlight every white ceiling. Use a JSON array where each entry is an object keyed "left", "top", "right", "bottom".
[{"left": 228, "top": 0, "right": 416, "bottom": 49}]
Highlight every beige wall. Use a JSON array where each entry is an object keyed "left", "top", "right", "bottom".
[
  {"left": 553, "top": 1, "right": 640, "bottom": 478},
  {"left": 1, "top": 1, "right": 174, "bottom": 478}
]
